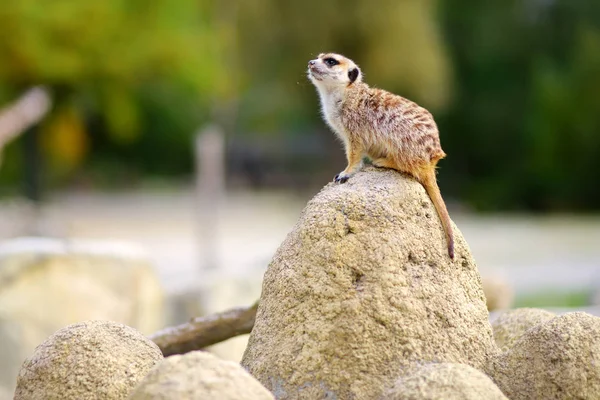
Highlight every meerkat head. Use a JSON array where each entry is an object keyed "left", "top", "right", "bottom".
[{"left": 307, "top": 53, "right": 362, "bottom": 90}]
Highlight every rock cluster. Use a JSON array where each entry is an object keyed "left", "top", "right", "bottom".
[
  {"left": 487, "top": 312, "right": 600, "bottom": 399},
  {"left": 13, "top": 321, "right": 273, "bottom": 400},
  {"left": 242, "top": 168, "right": 600, "bottom": 399},
  {"left": 11, "top": 169, "right": 600, "bottom": 399}
]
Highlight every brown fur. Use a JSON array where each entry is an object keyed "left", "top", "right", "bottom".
[{"left": 308, "top": 52, "right": 455, "bottom": 259}]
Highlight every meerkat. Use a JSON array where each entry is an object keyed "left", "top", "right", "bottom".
[{"left": 307, "top": 52, "right": 455, "bottom": 259}]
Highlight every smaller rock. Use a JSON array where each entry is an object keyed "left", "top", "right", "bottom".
[
  {"left": 129, "top": 351, "right": 274, "bottom": 400},
  {"left": 0, "top": 315, "right": 25, "bottom": 392},
  {"left": 481, "top": 275, "right": 513, "bottom": 311},
  {"left": 0, "top": 385, "right": 13, "bottom": 400},
  {"left": 14, "top": 320, "right": 163, "bottom": 400},
  {"left": 385, "top": 362, "right": 507, "bottom": 400},
  {"left": 491, "top": 307, "right": 556, "bottom": 351},
  {"left": 590, "top": 287, "right": 600, "bottom": 306},
  {"left": 487, "top": 312, "right": 600, "bottom": 400}
]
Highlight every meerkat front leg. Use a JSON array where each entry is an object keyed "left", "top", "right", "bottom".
[{"left": 334, "top": 138, "right": 364, "bottom": 183}]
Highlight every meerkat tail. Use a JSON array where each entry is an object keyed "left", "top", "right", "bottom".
[{"left": 421, "top": 171, "right": 455, "bottom": 259}]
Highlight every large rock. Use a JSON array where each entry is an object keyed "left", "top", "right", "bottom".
[
  {"left": 130, "top": 351, "right": 274, "bottom": 399},
  {"left": 385, "top": 362, "right": 507, "bottom": 400},
  {"left": 491, "top": 307, "right": 556, "bottom": 351},
  {"left": 241, "top": 168, "right": 498, "bottom": 399},
  {"left": 0, "top": 237, "right": 164, "bottom": 395},
  {"left": 14, "top": 320, "right": 163, "bottom": 400},
  {"left": 487, "top": 312, "right": 600, "bottom": 399}
]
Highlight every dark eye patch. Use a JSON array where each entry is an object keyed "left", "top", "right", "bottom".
[{"left": 323, "top": 57, "right": 339, "bottom": 67}]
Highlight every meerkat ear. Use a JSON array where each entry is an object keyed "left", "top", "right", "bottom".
[{"left": 348, "top": 67, "right": 359, "bottom": 84}]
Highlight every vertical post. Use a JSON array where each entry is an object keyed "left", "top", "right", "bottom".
[
  {"left": 195, "top": 125, "right": 226, "bottom": 275},
  {"left": 23, "top": 126, "right": 41, "bottom": 203},
  {"left": 0, "top": 86, "right": 51, "bottom": 202}
]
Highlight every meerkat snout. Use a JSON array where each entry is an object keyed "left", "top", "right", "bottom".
[{"left": 307, "top": 59, "right": 325, "bottom": 81}]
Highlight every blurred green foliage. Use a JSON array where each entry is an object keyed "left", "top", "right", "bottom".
[
  {"left": 0, "top": 0, "right": 599, "bottom": 210},
  {"left": 442, "top": 0, "right": 600, "bottom": 210},
  {"left": 0, "top": 0, "right": 226, "bottom": 185}
]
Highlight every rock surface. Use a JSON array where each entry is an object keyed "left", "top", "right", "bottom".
[
  {"left": 488, "top": 312, "right": 600, "bottom": 399},
  {"left": 129, "top": 351, "right": 274, "bottom": 400},
  {"left": 385, "top": 362, "right": 507, "bottom": 400},
  {"left": 491, "top": 307, "right": 556, "bottom": 351},
  {"left": 241, "top": 168, "right": 498, "bottom": 399},
  {"left": 0, "top": 237, "right": 164, "bottom": 394},
  {"left": 14, "top": 320, "right": 163, "bottom": 400}
]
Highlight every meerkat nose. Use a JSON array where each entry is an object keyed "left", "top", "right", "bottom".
[{"left": 308, "top": 60, "right": 316, "bottom": 67}]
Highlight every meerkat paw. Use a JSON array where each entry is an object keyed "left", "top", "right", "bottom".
[{"left": 334, "top": 172, "right": 351, "bottom": 183}]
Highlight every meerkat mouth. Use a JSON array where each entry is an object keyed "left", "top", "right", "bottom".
[{"left": 308, "top": 68, "right": 324, "bottom": 81}]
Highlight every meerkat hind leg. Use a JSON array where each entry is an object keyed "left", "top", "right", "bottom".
[
  {"left": 335, "top": 143, "right": 364, "bottom": 183},
  {"left": 371, "top": 157, "right": 399, "bottom": 170}
]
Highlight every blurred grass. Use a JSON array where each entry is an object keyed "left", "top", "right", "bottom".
[{"left": 514, "top": 288, "right": 591, "bottom": 308}]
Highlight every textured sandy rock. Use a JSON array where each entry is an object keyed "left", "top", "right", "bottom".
[
  {"left": 241, "top": 167, "right": 498, "bottom": 399},
  {"left": 385, "top": 362, "right": 507, "bottom": 400},
  {"left": 491, "top": 307, "right": 556, "bottom": 351},
  {"left": 14, "top": 320, "right": 163, "bottom": 400},
  {"left": 488, "top": 312, "right": 600, "bottom": 399},
  {"left": 129, "top": 351, "right": 274, "bottom": 400}
]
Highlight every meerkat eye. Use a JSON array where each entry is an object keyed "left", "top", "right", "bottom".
[{"left": 323, "top": 58, "right": 339, "bottom": 67}]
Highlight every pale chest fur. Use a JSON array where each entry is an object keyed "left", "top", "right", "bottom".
[
  {"left": 317, "top": 88, "right": 347, "bottom": 141},
  {"left": 318, "top": 83, "right": 378, "bottom": 141}
]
